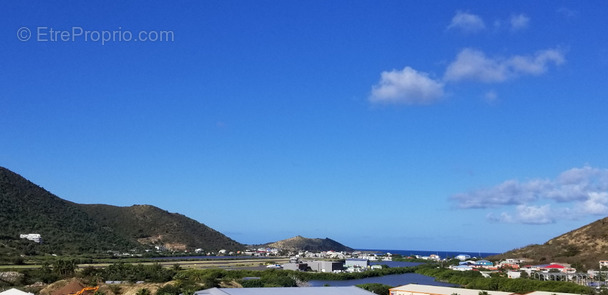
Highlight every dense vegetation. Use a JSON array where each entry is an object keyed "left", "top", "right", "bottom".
[
  {"left": 0, "top": 167, "right": 243, "bottom": 261},
  {"left": 415, "top": 264, "right": 592, "bottom": 294},
  {"left": 0, "top": 264, "right": 413, "bottom": 293},
  {"left": 173, "top": 265, "right": 417, "bottom": 289},
  {"left": 356, "top": 283, "right": 392, "bottom": 295},
  {"left": 1, "top": 259, "right": 599, "bottom": 295},
  {"left": 0, "top": 167, "right": 137, "bottom": 259},
  {"left": 79, "top": 204, "right": 243, "bottom": 251}
]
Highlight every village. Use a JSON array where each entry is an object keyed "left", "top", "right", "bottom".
[{"left": 243, "top": 246, "right": 608, "bottom": 287}]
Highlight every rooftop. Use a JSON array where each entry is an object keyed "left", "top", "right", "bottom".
[{"left": 194, "top": 286, "right": 375, "bottom": 295}]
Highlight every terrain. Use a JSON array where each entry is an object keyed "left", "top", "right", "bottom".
[
  {"left": 0, "top": 167, "right": 243, "bottom": 259},
  {"left": 489, "top": 217, "right": 608, "bottom": 270},
  {"left": 259, "top": 235, "right": 353, "bottom": 252},
  {"left": 79, "top": 204, "right": 242, "bottom": 252}
]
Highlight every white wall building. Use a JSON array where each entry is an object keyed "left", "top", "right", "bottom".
[{"left": 19, "top": 234, "right": 41, "bottom": 243}]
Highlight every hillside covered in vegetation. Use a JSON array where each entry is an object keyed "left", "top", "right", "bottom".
[
  {"left": 0, "top": 167, "right": 243, "bottom": 261},
  {"left": 79, "top": 204, "right": 242, "bottom": 252},
  {"left": 489, "top": 217, "right": 608, "bottom": 270}
]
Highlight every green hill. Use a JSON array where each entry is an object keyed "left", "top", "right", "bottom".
[
  {"left": 489, "top": 217, "right": 608, "bottom": 270},
  {"left": 0, "top": 167, "right": 136, "bottom": 256},
  {"left": 0, "top": 166, "right": 243, "bottom": 260},
  {"left": 79, "top": 204, "right": 242, "bottom": 252},
  {"left": 261, "top": 235, "right": 353, "bottom": 252}
]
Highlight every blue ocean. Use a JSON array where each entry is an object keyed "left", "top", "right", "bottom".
[{"left": 359, "top": 249, "right": 500, "bottom": 258}]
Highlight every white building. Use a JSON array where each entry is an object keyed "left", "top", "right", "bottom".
[
  {"left": 455, "top": 254, "right": 471, "bottom": 261},
  {"left": 507, "top": 271, "right": 522, "bottom": 279},
  {"left": 19, "top": 234, "right": 42, "bottom": 243}
]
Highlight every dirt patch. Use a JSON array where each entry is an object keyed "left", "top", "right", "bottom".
[
  {"left": 114, "top": 283, "right": 164, "bottom": 295},
  {"left": 40, "top": 278, "right": 84, "bottom": 295}
]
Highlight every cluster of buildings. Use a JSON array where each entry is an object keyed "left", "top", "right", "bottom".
[
  {"left": 446, "top": 255, "right": 608, "bottom": 286},
  {"left": 277, "top": 257, "right": 383, "bottom": 273},
  {"left": 243, "top": 248, "right": 393, "bottom": 261},
  {"left": 188, "top": 283, "right": 587, "bottom": 295},
  {"left": 389, "top": 284, "right": 583, "bottom": 295}
]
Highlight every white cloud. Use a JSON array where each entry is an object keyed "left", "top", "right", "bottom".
[
  {"left": 444, "top": 49, "right": 506, "bottom": 82},
  {"left": 488, "top": 205, "right": 557, "bottom": 224},
  {"left": 510, "top": 14, "right": 530, "bottom": 31},
  {"left": 453, "top": 166, "right": 608, "bottom": 224},
  {"left": 447, "top": 11, "right": 485, "bottom": 33},
  {"left": 452, "top": 179, "right": 551, "bottom": 209},
  {"left": 369, "top": 67, "right": 444, "bottom": 105},
  {"left": 444, "top": 48, "right": 565, "bottom": 83},
  {"left": 515, "top": 204, "right": 556, "bottom": 224},
  {"left": 577, "top": 192, "right": 608, "bottom": 215}
]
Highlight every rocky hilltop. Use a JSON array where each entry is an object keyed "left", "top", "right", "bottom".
[
  {"left": 489, "top": 217, "right": 608, "bottom": 270},
  {"left": 261, "top": 235, "right": 353, "bottom": 252}
]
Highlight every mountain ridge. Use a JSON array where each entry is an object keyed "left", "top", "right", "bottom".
[
  {"left": 0, "top": 166, "right": 243, "bottom": 259},
  {"left": 79, "top": 203, "right": 243, "bottom": 251},
  {"left": 489, "top": 217, "right": 608, "bottom": 270}
]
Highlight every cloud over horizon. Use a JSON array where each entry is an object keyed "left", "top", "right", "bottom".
[{"left": 453, "top": 166, "right": 608, "bottom": 224}]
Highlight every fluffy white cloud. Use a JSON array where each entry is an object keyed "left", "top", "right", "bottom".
[
  {"left": 444, "top": 48, "right": 565, "bottom": 83},
  {"left": 447, "top": 11, "right": 485, "bottom": 33},
  {"left": 488, "top": 205, "right": 557, "bottom": 224},
  {"left": 452, "top": 179, "right": 551, "bottom": 209},
  {"left": 577, "top": 192, "right": 608, "bottom": 215},
  {"left": 453, "top": 166, "right": 608, "bottom": 224},
  {"left": 369, "top": 67, "right": 444, "bottom": 105},
  {"left": 510, "top": 14, "right": 530, "bottom": 31},
  {"left": 444, "top": 49, "right": 506, "bottom": 82}
]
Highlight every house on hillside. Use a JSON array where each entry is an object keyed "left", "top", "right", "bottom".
[
  {"left": 497, "top": 260, "right": 521, "bottom": 270},
  {"left": 19, "top": 234, "right": 42, "bottom": 243},
  {"left": 537, "top": 263, "right": 576, "bottom": 273}
]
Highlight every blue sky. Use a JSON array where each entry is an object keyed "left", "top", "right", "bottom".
[{"left": 2, "top": 1, "right": 608, "bottom": 253}]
